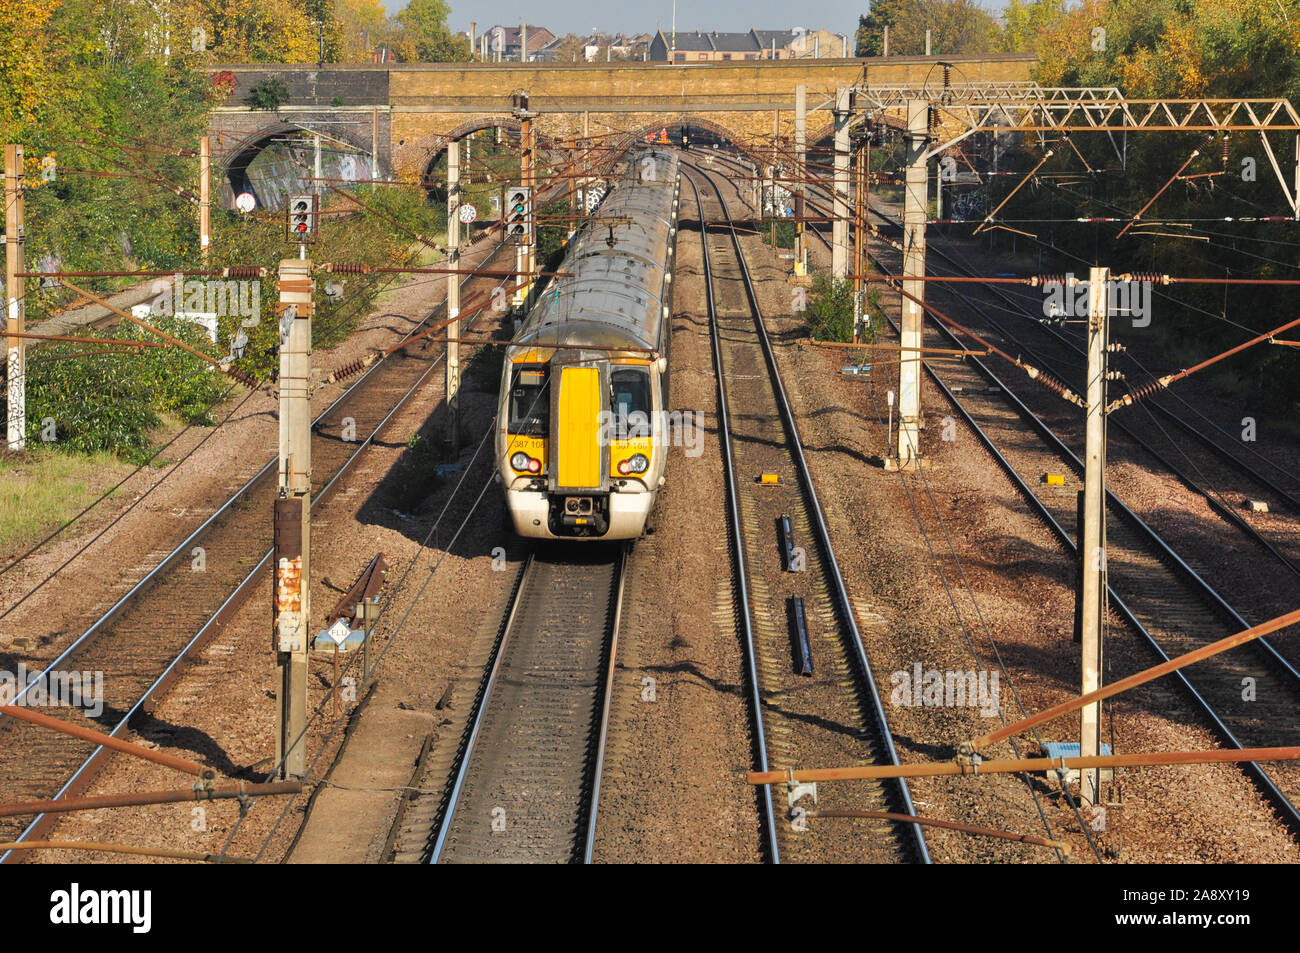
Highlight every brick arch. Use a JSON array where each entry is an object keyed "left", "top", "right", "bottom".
[
  {"left": 614, "top": 117, "right": 766, "bottom": 169},
  {"left": 410, "top": 118, "right": 567, "bottom": 192},
  {"left": 215, "top": 116, "right": 380, "bottom": 208},
  {"left": 806, "top": 111, "right": 904, "bottom": 150},
  {"left": 412, "top": 117, "right": 519, "bottom": 190}
]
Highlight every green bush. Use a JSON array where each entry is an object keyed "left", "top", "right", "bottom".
[
  {"left": 246, "top": 77, "right": 290, "bottom": 111},
  {"left": 25, "top": 315, "right": 227, "bottom": 461},
  {"left": 535, "top": 199, "right": 573, "bottom": 269},
  {"left": 806, "top": 272, "right": 856, "bottom": 342},
  {"left": 758, "top": 219, "right": 797, "bottom": 249}
]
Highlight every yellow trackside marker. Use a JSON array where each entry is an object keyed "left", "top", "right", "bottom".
[
  {"left": 759, "top": 472, "right": 780, "bottom": 485},
  {"left": 1044, "top": 473, "right": 1066, "bottom": 486}
]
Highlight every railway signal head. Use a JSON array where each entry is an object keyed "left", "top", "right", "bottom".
[
  {"left": 505, "top": 186, "right": 531, "bottom": 242},
  {"left": 286, "top": 194, "right": 317, "bottom": 243}
]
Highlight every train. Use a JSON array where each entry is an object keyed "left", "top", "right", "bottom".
[{"left": 496, "top": 148, "right": 680, "bottom": 540}]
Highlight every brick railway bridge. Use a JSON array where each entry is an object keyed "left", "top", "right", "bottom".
[{"left": 207, "top": 55, "right": 1034, "bottom": 206}]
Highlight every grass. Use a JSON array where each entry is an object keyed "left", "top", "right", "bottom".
[{"left": 0, "top": 449, "right": 132, "bottom": 557}]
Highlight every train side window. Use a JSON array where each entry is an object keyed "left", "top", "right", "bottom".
[
  {"left": 508, "top": 364, "right": 550, "bottom": 436},
  {"left": 610, "top": 366, "right": 651, "bottom": 439}
]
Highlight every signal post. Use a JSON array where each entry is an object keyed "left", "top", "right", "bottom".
[
  {"left": 1079, "top": 266, "right": 1111, "bottom": 807},
  {"left": 512, "top": 90, "right": 536, "bottom": 306},
  {"left": 446, "top": 138, "right": 461, "bottom": 445},
  {"left": 831, "top": 87, "right": 852, "bottom": 280},
  {"left": 275, "top": 204, "right": 315, "bottom": 777},
  {"left": 5, "top": 145, "right": 25, "bottom": 451},
  {"left": 889, "top": 99, "right": 930, "bottom": 471}
]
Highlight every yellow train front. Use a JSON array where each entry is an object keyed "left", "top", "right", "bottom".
[{"left": 497, "top": 149, "right": 679, "bottom": 540}]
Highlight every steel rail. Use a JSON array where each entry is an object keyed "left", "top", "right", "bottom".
[
  {"left": 683, "top": 170, "right": 782, "bottom": 864},
  {"left": 869, "top": 216, "right": 1300, "bottom": 576},
  {"left": 859, "top": 239, "right": 1300, "bottom": 834},
  {"left": 852, "top": 204, "right": 1300, "bottom": 680},
  {"left": 427, "top": 548, "right": 625, "bottom": 864},
  {"left": 910, "top": 211, "right": 1300, "bottom": 515},
  {"left": 864, "top": 201, "right": 1300, "bottom": 512},
  {"left": 427, "top": 553, "right": 533, "bottom": 864},
  {"left": 690, "top": 160, "right": 931, "bottom": 862},
  {"left": 583, "top": 545, "right": 629, "bottom": 863}
]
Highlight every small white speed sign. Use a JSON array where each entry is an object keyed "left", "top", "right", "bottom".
[{"left": 458, "top": 203, "right": 478, "bottom": 224}]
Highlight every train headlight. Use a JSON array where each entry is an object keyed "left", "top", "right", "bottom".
[
  {"left": 510, "top": 452, "right": 542, "bottom": 474},
  {"left": 618, "top": 453, "right": 649, "bottom": 475}
]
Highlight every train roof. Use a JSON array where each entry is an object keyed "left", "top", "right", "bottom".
[{"left": 512, "top": 150, "right": 678, "bottom": 355}]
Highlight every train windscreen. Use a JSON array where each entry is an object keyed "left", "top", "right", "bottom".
[
  {"left": 610, "top": 366, "right": 651, "bottom": 438},
  {"left": 508, "top": 364, "right": 550, "bottom": 436}
]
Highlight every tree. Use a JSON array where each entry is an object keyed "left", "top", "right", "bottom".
[
  {"left": 0, "top": 0, "right": 62, "bottom": 136},
  {"left": 1033, "top": 0, "right": 1300, "bottom": 101},
  {"left": 547, "top": 34, "right": 588, "bottom": 62},
  {"left": 187, "top": 0, "right": 321, "bottom": 62},
  {"left": 1001, "top": 0, "right": 1068, "bottom": 53},
  {"left": 334, "top": 0, "right": 387, "bottom": 61},
  {"left": 391, "top": 0, "right": 469, "bottom": 62},
  {"left": 855, "top": 0, "right": 1000, "bottom": 57},
  {"left": 855, "top": 0, "right": 909, "bottom": 56}
]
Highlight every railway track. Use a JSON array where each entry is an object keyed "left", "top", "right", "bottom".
[
  {"left": 792, "top": 170, "right": 1300, "bottom": 507},
  {"left": 837, "top": 215, "right": 1300, "bottom": 834},
  {"left": 791, "top": 173, "right": 1300, "bottom": 602},
  {"left": 685, "top": 160, "right": 928, "bottom": 864},
  {"left": 870, "top": 206, "right": 1300, "bottom": 586},
  {"left": 424, "top": 546, "right": 626, "bottom": 864},
  {"left": 0, "top": 244, "right": 515, "bottom": 860}
]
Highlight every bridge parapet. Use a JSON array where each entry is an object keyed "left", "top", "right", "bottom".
[{"left": 206, "top": 55, "right": 1035, "bottom": 202}]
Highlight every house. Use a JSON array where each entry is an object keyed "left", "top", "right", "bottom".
[
  {"left": 785, "top": 28, "right": 848, "bottom": 59},
  {"left": 569, "top": 32, "right": 651, "bottom": 62},
  {"left": 476, "top": 24, "right": 557, "bottom": 62},
  {"left": 533, "top": 36, "right": 569, "bottom": 62},
  {"left": 649, "top": 30, "right": 761, "bottom": 62},
  {"left": 649, "top": 28, "right": 850, "bottom": 62}
]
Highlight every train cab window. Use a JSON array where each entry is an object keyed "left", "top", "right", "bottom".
[
  {"left": 508, "top": 364, "right": 550, "bottom": 436},
  {"left": 610, "top": 366, "right": 651, "bottom": 438}
]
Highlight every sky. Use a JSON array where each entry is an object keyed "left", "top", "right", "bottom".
[{"left": 379, "top": 1, "right": 1011, "bottom": 38}]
